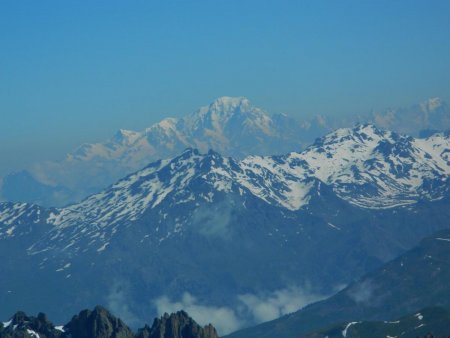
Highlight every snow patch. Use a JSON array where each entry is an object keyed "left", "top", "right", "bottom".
[
  {"left": 327, "top": 223, "right": 341, "bottom": 230},
  {"left": 436, "top": 237, "right": 450, "bottom": 242},
  {"left": 342, "top": 322, "right": 359, "bottom": 337},
  {"left": 26, "top": 329, "right": 40, "bottom": 338},
  {"left": 2, "top": 320, "right": 12, "bottom": 328}
]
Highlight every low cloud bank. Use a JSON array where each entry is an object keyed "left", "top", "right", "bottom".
[
  {"left": 153, "top": 292, "right": 243, "bottom": 335},
  {"left": 106, "top": 281, "right": 140, "bottom": 327},
  {"left": 346, "top": 278, "right": 379, "bottom": 306},
  {"left": 238, "top": 285, "right": 325, "bottom": 323},
  {"left": 153, "top": 286, "right": 326, "bottom": 335}
]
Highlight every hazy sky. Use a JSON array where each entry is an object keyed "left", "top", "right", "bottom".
[{"left": 1, "top": 0, "right": 450, "bottom": 175}]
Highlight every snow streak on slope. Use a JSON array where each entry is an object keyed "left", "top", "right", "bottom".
[{"left": 0, "top": 203, "right": 47, "bottom": 238}]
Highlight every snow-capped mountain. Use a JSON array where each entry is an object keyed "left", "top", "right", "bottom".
[
  {"left": 2, "top": 97, "right": 449, "bottom": 207},
  {"left": 38, "top": 124, "right": 450, "bottom": 223},
  {"left": 63, "top": 96, "right": 305, "bottom": 162},
  {"left": 368, "top": 97, "right": 450, "bottom": 136},
  {"left": 294, "top": 124, "right": 450, "bottom": 208},
  {"left": 2, "top": 125, "right": 449, "bottom": 256},
  {"left": 1, "top": 97, "right": 309, "bottom": 207},
  {"left": 1, "top": 125, "right": 449, "bottom": 329},
  {"left": 322, "top": 97, "right": 450, "bottom": 138}
]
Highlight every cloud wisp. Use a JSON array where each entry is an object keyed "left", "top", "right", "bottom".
[
  {"left": 237, "top": 285, "right": 325, "bottom": 323},
  {"left": 152, "top": 286, "right": 327, "bottom": 335},
  {"left": 153, "top": 292, "right": 242, "bottom": 335}
]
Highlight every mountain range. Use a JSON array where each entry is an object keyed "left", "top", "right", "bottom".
[
  {"left": 0, "top": 97, "right": 308, "bottom": 207},
  {"left": 1, "top": 124, "right": 449, "bottom": 334},
  {"left": 1, "top": 96, "right": 449, "bottom": 207}
]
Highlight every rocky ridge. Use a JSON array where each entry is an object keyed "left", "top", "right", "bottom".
[
  {"left": 0, "top": 307, "right": 218, "bottom": 338},
  {"left": 136, "top": 311, "right": 218, "bottom": 338}
]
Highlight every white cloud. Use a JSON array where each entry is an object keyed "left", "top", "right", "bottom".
[
  {"left": 152, "top": 286, "right": 326, "bottom": 335},
  {"left": 153, "top": 292, "right": 243, "bottom": 335},
  {"left": 347, "top": 279, "right": 377, "bottom": 305},
  {"left": 106, "top": 281, "right": 139, "bottom": 327},
  {"left": 238, "top": 286, "right": 325, "bottom": 323},
  {"left": 190, "top": 199, "right": 234, "bottom": 239}
]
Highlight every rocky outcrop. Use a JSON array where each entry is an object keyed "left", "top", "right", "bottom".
[
  {"left": 63, "top": 306, "right": 134, "bottom": 338},
  {"left": 0, "top": 311, "right": 62, "bottom": 338},
  {"left": 135, "top": 311, "right": 218, "bottom": 338},
  {"left": 1, "top": 308, "right": 219, "bottom": 338}
]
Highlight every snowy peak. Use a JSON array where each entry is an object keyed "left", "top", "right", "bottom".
[
  {"left": 370, "top": 97, "right": 450, "bottom": 136},
  {"left": 185, "top": 96, "right": 273, "bottom": 136},
  {"left": 112, "top": 129, "right": 141, "bottom": 145},
  {"left": 188, "top": 96, "right": 256, "bottom": 123},
  {"left": 146, "top": 118, "right": 179, "bottom": 133},
  {"left": 296, "top": 124, "right": 450, "bottom": 208},
  {"left": 316, "top": 124, "right": 390, "bottom": 146},
  {"left": 41, "top": 125, "right": 450, "bottom": 230},
  {"left": 207, "top": 96, "right": 252, "bottom": 115},
  {"left": 19, "top": 97, "right": 306, "bottom": 207},
  {"left": 311, "top": 123, "right": 422, "bottom": 159}
]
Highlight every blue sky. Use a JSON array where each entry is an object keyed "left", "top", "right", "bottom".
[{"left": 1, "top": 0, "right": 450, "bottom": 175}]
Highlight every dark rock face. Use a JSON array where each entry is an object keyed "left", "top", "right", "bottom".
[
  {"left": 136, "top": 311, "right": 218, "bottom": 338},
  {"left": 0, "top": 307, "right": 219, "bottom": 338},
  {"left": 0, "top": 311, "right": 62, "bottom": 338},
  {"left": 63, "top": 306, "right": 134, "bottom": 338}
]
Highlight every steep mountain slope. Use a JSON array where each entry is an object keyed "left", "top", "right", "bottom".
[
  {"left": 301, "top": 306, "right": 450, "bottom": 338},
  {"left": 225, "top": 228, "right": 450, "bottom": 338},
  {"left": 0, "top": 126, "right": 449, "bottom": 334}
]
